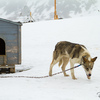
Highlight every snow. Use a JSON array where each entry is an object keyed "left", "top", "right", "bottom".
[
  {"left": 0, "top": 15, "right": 100, "bottom": 100},
  {"left": 0, "top": 0, "right": 100, "bottom": 21}
]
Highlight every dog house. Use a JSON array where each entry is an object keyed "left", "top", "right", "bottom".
[{"left": 0, "top": 18, "right": 22, "bottom": 73}]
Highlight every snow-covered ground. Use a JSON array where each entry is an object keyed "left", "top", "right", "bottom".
[{"left": 0, "top": 15, "right": 100, "bottom": 100}]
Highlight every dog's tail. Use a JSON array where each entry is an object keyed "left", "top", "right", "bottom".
[{"left": 58, "top": 59, "right": 63, "bottom": 67}]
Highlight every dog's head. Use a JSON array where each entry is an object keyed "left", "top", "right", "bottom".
[{"left": 82, "top": 56, "right": 97, "bottom": 79}]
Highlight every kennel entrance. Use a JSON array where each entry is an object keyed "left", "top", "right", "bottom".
[{"left": 0, "top": 38, "right": 6, "bottom": 65}]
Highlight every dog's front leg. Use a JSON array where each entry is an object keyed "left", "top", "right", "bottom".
[{"left": 70, "top": 61, "right": 77, "bottom": 80}]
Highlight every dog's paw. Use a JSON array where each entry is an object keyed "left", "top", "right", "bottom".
[
  {"left": 64, "top": 74, "right": 69, "bottom": 77},
  {"left": 73, "top": 78, "right": 77, "bottom": 80},
  {"left": 49, "top": 73, "right": 52, "bottom": 76},
  {"left": 72, "top": 77, "right": 77, "bottom": 80},
  {"left": 49, "top": 75, "right": 52, "bottom": 77}
]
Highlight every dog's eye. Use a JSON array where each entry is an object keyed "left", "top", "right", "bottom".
[
  {"left": 91, "top": 68, "right": 92, "bottom": 70},
  {"left": 86, "top": 68, "right": 89, "bottom": 71}
]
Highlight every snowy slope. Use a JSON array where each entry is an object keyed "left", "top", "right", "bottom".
[
  {"left": 0, "top": 0, "right": 100, "bottom": 21},
  {"left": 0, "top": 15, "right": 100, "bottom": 100}
]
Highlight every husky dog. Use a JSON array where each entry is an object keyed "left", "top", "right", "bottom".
[{"left": 49, "top": 41, "right": 97, "bottom": 79}]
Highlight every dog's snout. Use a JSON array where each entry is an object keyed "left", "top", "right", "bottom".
[{"left": 89, "top": 74, "right": 91, "bottom": 76}]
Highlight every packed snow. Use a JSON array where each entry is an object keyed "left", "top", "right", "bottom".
[{"left": 0, "top": 15, "right": 100, "bottom": 100}]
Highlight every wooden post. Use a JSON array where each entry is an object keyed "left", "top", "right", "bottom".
[
  {"left": 54, "top": 0, "right": 58, "bottom": 20},
  {"left": 30, "top": 12, "right": 32, "bottom": 22},
  {"left": 29, "top": 12, "right": 35, "bottom": 22}
]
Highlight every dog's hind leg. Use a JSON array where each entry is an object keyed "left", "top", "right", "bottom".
[
  {"left": 61, "top": 57, "right": 69, "bottom": 77},
  {"left": 49, "top": 58, "right": 59, "bottom": 76}
]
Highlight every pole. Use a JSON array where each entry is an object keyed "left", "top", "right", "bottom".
[
  {"left": 29, "top": 12, "right": 35, "bottom": 22},
  {"left": 54, "top": 0, "right": 58, "bottom": 20},
  {"left": 30, "top": 12, "right": 32, "bottom": 22}
]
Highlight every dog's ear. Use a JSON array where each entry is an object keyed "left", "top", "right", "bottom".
[
  {"left": 91, "top": 57, "right": 97, "bottom": 62},
  {"left": 82, "top": 56, "right": 88, "bottom": 63}
]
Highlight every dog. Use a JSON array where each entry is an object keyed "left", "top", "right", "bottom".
[{"left": 49, "top": 41, "right": 97, "bottom": 79}]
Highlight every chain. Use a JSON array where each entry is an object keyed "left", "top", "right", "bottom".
[{"left": 0, "top": 64, "right": 81, "bottom": 79}]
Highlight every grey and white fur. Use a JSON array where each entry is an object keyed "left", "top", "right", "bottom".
[{"left": 49, "top": 41, "right": 97, "bottom": 79}]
